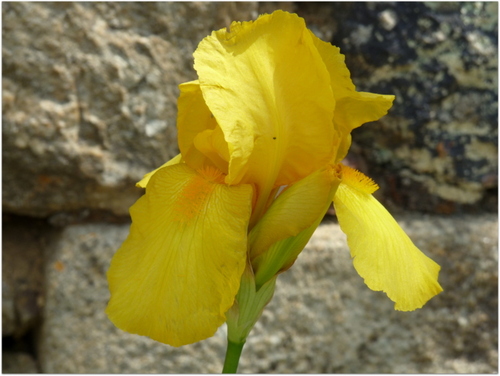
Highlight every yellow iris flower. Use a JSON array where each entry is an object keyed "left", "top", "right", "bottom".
[{"left": 106, "top": 10, "right": 442, "bottom": 348}]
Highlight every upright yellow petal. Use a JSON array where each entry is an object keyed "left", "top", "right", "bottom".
[
  {"left": 194, "top": 10, "right": 336, "bottom": 220},
  {"left": 309, "top": 31, "right": 395, "bottom": 163},
  {"left": 176, "top": 81, "right": 219, "bottom": 172},
  {"left": 106, "top": 164, "right": 253, "bottom": 346},
  {"left": 193, "top": 125, "right": 229, "bottom": 174},
  {"left": 309, "top": 31, "right": 355, "bottom": 100},
  {"left": 176, "top": 81, "right": 211, "bottom": 156},
  {"left": 333, "top": 165, "right": 442, "bottom": 311},
  {"left": 333, "top": 93, "right": 395, "bottom": 162}
]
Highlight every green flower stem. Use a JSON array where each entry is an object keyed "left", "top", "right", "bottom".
[{"left": 222, "top": 340, "right": 245, "bottom": 373}]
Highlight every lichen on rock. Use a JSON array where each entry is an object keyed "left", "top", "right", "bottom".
[{"left": 325, "top": 2, "right": 498, "bottom": 213}]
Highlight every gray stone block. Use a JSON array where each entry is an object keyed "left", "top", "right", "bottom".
[
  {"left": 2, "top": 2, "right": 259, "bottom": 218},
  {"left": 37, "top": 215, "right": 497, "bottom": 373}
]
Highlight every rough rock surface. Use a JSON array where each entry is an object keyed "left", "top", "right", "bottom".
[
  {"left": 2, "top": 2, "right": 259, "bottom": 218},
  {"left": 3, "top": 2, "right": 497, "bottom": 218},
  {"left": 36, "top": 214, "right": 497, "bottom": 373},
  {"left": 2, "top": 352, "right": 38, "bottom": 374},
  {"left": 319, "top": 2, "right": 498, "bottom": 213},
  {"left": 2, "top": 216, "right": 46, "bottom": 338}
]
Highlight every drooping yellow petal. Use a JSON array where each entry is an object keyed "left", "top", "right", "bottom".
[
  {"left": 333, "top": 164, "right": 442, "bottom": 311},
  {"left": 106, "top": 164, "right": 253, "bottom": 346},
  {"left": 194, "top": 10, "right": 336, "bottom": 221},
  {"left": 136, "top": 153, "right": 182, "bottom": 188}
]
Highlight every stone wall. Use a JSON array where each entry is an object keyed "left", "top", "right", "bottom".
[
  {"left": 3, "top": 2, "right": 258, "bottom": 219},
  {"left": 323, "top": 2, "right": 498, "bottom": 213},
  {"left": 2, "top": 2, "right": 497, "bottom": 373}
]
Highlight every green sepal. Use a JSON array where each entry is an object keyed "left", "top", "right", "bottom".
[{"left": 226, "top": 264, "right": 277, "bottom": 344}]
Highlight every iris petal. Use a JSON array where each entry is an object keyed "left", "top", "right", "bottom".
[
  {"left": 176, "top": 81, "right": 219, "bottom": 172},
  {"left": 333, "top": 165, "right": 443, "bottom": 311},
  {"left": 107, "top": 164, "right": 253, "bottom": 346},
  {"left": 193, "top": 126, "right": 229, "bottom": 174},
  {"left": 249, "top": 167, "right": 339, "bottom": 260},
  {"left": 333, "top": 93, "right": 395, "bottom": 162},
  {"left": 309, "top": 31, "right": 356, "bottom": 99},
  {"left": 194, "top": 10, "right": 335, "bottom": 220},
  {"left": 309, "top": 31, "right": 395, "bottom": 163},
  {"left": 136, "top": 154, "right": 182, "bottom": 188},
  {"left": 177, "top": 81, "right": 214, "bottom": 159},
  {"left": 250, "top": 167, "right": 341, "bottom": 288}
]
